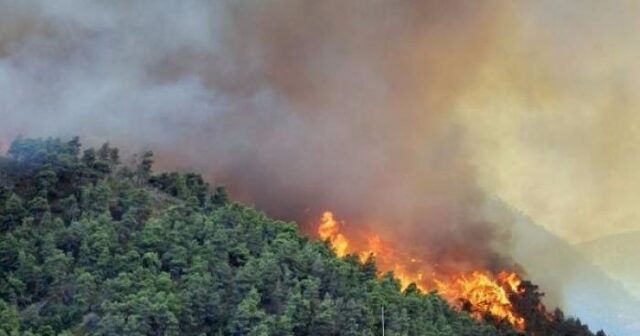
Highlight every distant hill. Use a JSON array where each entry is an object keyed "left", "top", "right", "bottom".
[
  {"left": 486, "top": 200, "right": 640, "bottom": 336},
  {"left": 575, "top": 232, "right": 640, "bottom": 301}
]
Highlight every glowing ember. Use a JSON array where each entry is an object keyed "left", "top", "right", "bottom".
[{"left": 315, "top": 211, "right": 526, "bottom": 330}]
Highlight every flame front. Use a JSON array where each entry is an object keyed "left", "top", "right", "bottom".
[
  {"left": 435, "top": 271, "right": 525, "bottom": 329},
  {"left": 317, "top": 211, "right": 350, "bottom": 257},
  {"left": 315, "top": 211, "right": 525, "bottom": 330}
]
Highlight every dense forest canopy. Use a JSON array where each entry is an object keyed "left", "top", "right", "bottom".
[{"left": 0, "top": 137, "right": 605, "bottom": 336}]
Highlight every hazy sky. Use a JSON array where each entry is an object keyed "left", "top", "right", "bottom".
[{"left": 454, "top": 0, "right": 640, "bottom": 244}]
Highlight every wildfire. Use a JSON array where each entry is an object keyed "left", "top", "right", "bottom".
[
  {"left": 317, "top": 211, "right": 350, "bottom": 257},
  {"left": 315, "top": 211, "right": 526, "bottom": 330},
  {"left": 435, "top": 271, "right": 525, "bottom": 329}
]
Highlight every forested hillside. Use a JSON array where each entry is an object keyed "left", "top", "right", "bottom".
[{"left": 0, "top": 138, "right": 603, "bottom": 335}]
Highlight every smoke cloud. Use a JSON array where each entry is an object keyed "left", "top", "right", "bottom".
[
  {"left": 2, "top": 1, "right": 640, "bottom": 332},
  {"left": 456, "top": 0, "right": 640, "bottom": 245},
  {"left": 0, "top": 0, "right": 513, "bottom": 273}
]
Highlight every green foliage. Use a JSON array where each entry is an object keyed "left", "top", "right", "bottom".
[
  {"left": 1, "top": 194, "right": 25, "bottom": 231},
  {"left": 0, "top": 137, "right": 604, "bottom": 336}
]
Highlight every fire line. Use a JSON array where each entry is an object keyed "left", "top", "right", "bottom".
[{"left": 316, "top": 211, "right": 526, "bottom": 330}]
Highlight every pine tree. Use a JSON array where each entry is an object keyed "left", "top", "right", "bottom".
[
  {"left": 136, "top": 151, "right": 154, "bottom": 185},
  {"left": 0, "top": 137, "right": 606, "bottom": 336},
  {"left": 1, "top": 194, "right": 25, "bottom": 231},
  {"left": 229, "top": 287, "right": 267, "bottom": 335},
  {"left": 310, "top": 294, "right": 338, "bottom": 335}
]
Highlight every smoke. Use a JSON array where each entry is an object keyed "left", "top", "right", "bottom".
[
  {"left": 455, "top": 0, "right": 640, "bottom": 244},
  {"left": 0, "top": 0, "right": 514, "bottom": 272},
  {"left": 2, "top": 0, "right": 640, "bottom": 331}
]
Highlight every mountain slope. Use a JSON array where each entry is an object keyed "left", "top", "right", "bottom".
[
  {"left": 575, "top": 232, "right": 640, "bottom": 301},
  {"left": 0, "top": 137, "right": 607, "bottom": 336},
  {"left": 486, "top": 200, "right": 640, "bottom": 336},
  {"left": 0, "top": 137, "right": 513, "bottom": 335}
]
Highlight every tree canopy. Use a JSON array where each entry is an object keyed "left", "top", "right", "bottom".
[{"left": 0, "top": 137, "right": 605, "bottom": 336}]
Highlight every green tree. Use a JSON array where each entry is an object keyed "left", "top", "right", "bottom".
[
  {"left": 310, "top": 294, "right": 337, "bottom": 335},
  {"left": 229, "top": 287, "right": 267, "bottom": 335},
  {"left": 1, "top": 194, "right": 25, "bottom": 231},
  {"left": 0, "top": 137, "right": 605, "bottom": 336},
  {"left": 210, "top": 186, "right": 229, "bottom": 207},
  {"left": 136, "top": 151, "right": 154, "bottom": 185}
]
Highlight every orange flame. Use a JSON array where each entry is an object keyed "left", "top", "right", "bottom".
[
  {"left": 315, "top": 211, "right": 525, "bottom": 330},
  {"left": 435, "top": 271, "right": 525, "bottom": 329},
  {"left": 317, "top": 211, "right": 350, "bottom": 257}
]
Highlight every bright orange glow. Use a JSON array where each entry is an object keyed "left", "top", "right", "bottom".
[
  {"left": 317, "top": 211, "right": 350, "bottom": 257},
  {"left": 315, "top": 211, "right": 526, "bottom": 330},
  {"left": 435, "top": 271, "right": 525, "bottom": 329}
]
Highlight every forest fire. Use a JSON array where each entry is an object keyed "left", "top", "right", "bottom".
[
  {"left": 317, "top": 211, "right": 350, "bottom": 257},
  {"left": 316, "top": 211, "right": 526, "bottom": 330},
  {"left": 435, "top": 271, "right": 526, "bottom": 329}
]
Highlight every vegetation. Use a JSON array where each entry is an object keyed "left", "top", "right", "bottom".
[{"left": 0, "top": 137, "right": 605, "bottom": 336}]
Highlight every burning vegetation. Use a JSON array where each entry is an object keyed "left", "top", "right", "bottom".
[
  {"left": 316, "top": 211, "right": 526, "bottom": 328},
  {"left": 316, "top": 211, "right": 605, "bottom": 335},
  {"left": 0, "top": 137, "right": 612, "bottom": 336},
  {"left": 435, "top": 271, "right": 525, "bottom": 330}
]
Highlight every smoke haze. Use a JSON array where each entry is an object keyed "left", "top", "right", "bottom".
[
  {"left": 2, "top": 1, "right": 640, "bottom": 333},
  {"left": 0, "top": 0, "right": 513, "bottom": 272}
]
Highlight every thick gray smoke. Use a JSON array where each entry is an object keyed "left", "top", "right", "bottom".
[{"left": 0, "top": 0, "right": 514, "bottom": 273}]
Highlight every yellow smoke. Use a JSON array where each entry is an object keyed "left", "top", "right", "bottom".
[{"left": 454, "top": 0, "right": 640, "bottom": 244}]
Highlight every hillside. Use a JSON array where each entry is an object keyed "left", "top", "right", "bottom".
[
  {"left": 575, "top": 232, "right": 640, "bottom": 301},
  {"left": 491, "top": 201, "right": 640, "bottom": 336},
  {"left": 0, "top": 138, "right": 605, "bottom": 335}
]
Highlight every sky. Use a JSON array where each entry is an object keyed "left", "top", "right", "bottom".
[{"left": 455, "top": 0, "right": 640, "bottom": 244}]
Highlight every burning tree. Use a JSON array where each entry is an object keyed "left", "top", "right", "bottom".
[
  {"left": 315, "top": 211, "right": 608, "bottom": 335},
  {"left": 0, "top": 137, "right": 609, "bottom": 335}
]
